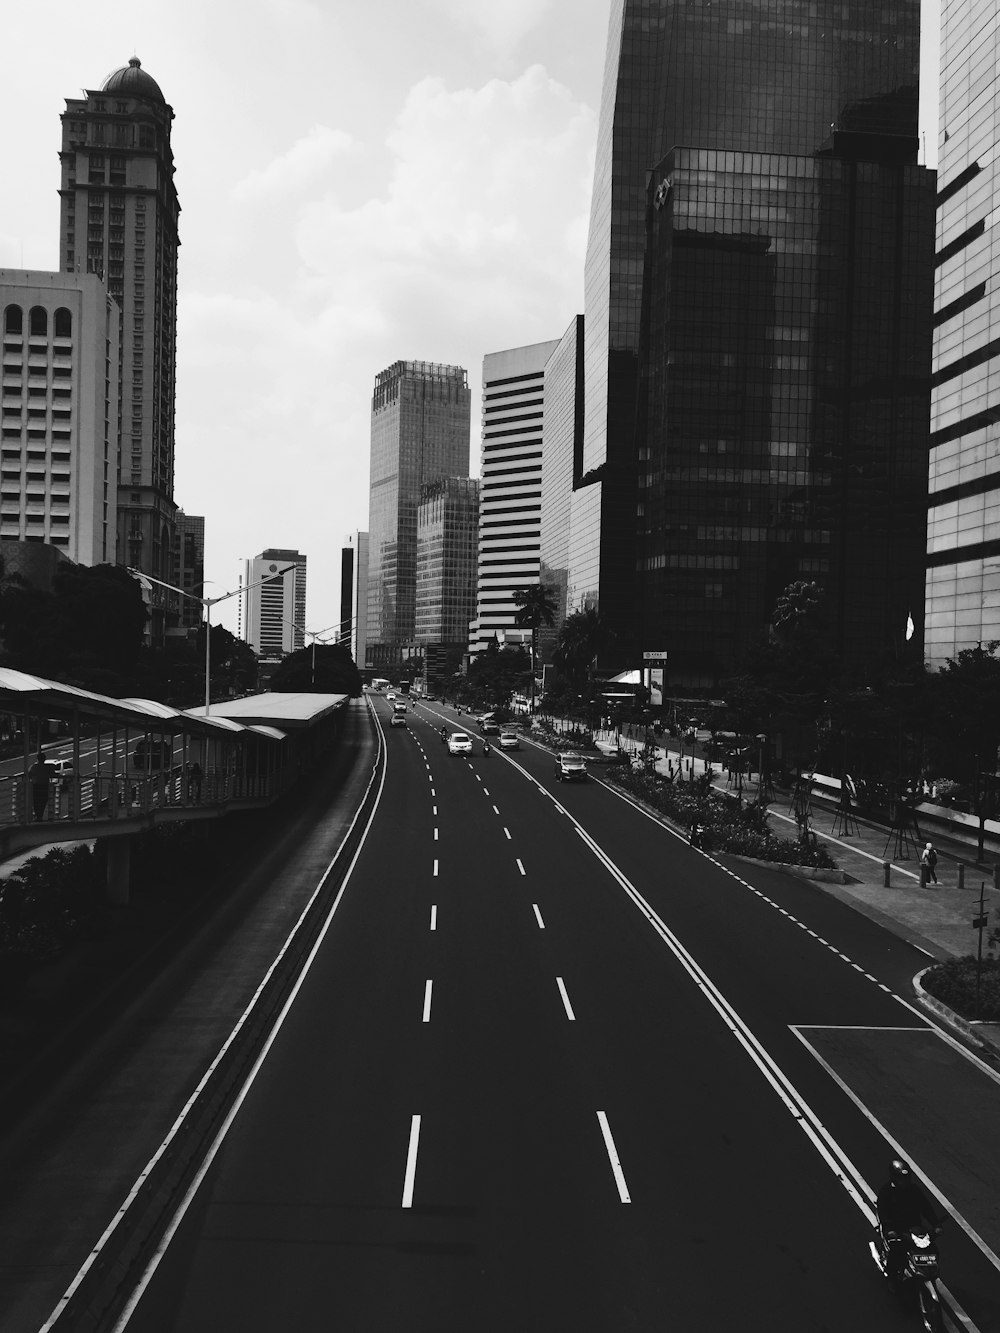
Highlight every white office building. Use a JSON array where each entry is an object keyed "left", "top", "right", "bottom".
[
  {"left": 245, "top": 548, "right": 307, "bottom": 656},
  {"left": 470, "top": 340, "right": 559, "bottom": 656},
  {"left": 1, "top": 270, "right": 119, "bottom": 564}
]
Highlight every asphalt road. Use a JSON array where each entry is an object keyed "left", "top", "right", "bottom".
[{"left": 105, "top": 698, "right": 1000, "bottom": 1332}]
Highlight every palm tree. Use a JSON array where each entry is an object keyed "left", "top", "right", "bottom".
[
  {"left": 512, "top": 583, "right": 558, "bottom": 711},
  {"left": 554, "top": 607, "right": 614, "bottom": 685}
]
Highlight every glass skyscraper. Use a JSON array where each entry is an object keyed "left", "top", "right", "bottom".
[
  {"left": 367, "top": 361, "right": 470, "bottom": 672},
  {"left": 574, "top": 0, "right": 935, "bottom": 687}
]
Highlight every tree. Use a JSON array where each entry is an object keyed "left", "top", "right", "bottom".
[
  {"left": 466, "top": 642, "right": 531, "bottom": 710},
  {"left": 512, "top": 584, "right": 558, "bottom": 710},
  {"left": 930, "top": 642, "right": 1000, "bottom": 858},
  {"left": 554, "top": 607, "right": 615, "bottom": 685},
  {"left": 0, "top": 562, "right": 147, "bottom": 695},
  {"left": 268, "top": 643, "right": 362, "bottom": 695}
]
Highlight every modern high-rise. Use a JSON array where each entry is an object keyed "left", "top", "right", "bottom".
[
  {"left": 416, "top": 477, "right": 479, "bottom": 645},
  {"left": 539, "top": 315, "right": 584, "bottom": 666},
  {"left": 575, "top": 0, "right": 935, "bottom": 687},
  {"left": 1, "top": 270, "right": 120, "bottom": 564},
  {"left": 59, "top": 57, "right": 180, "bottom": 622},
  {"left": 367, "top": 360, "right": 470, "bottom": 672},
  {"left": 245, "top": 548, "right": 306, "bottom": 657},
  {"left": 470, "top": 340, "right": 559, "bottom": 656},
  {"left": 340, "top": 530, "right": 369, "bottom": 670},
  {"left": 171, "top": 509, "right": 204, "bottom": 631},
  {"left": 925, "top": 0, "right": 1000, "bottom": 668}
]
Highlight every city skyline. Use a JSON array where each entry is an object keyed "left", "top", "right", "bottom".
[{"left": 1, "top": 1, "right": 940, "bottom": 642}]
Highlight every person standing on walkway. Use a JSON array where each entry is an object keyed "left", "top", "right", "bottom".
[
  {"left": 28, "top": 750, "right": 55, "bottom": 821},
  {"left": 920, "top": 841, "right": 939, "bottom": 884}
]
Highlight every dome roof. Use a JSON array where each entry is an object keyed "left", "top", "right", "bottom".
[{"left": 101, "top": 56, "right": 165, "bottom": 104}]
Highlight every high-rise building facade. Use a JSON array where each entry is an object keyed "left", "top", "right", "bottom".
[
  {"left": 539, "top": 315, "right": 584, "bottom": 666},
  {"left": 416, "top": 477, "right": 479, "bottom": 644},
  {"left": 340, "top": 530, "right": 369, "bottom": 670},
  {"left": 367, "top": 361, "right": 470, "bottom": 672},
  {"left": 1, "top": 270, "right": 119, "bottom": 564},
  {"left": 926, "top": 0, "right": 1000, "bottom": 668},
  {"left": 59, "top": 57, "right": 180, "bottom": 618},
  {"left": 171, "top": 509, "right": 204, "bottom": 631},
  {"left": 470, "top": 340, "right": 559, "bottom": 656},
  {"left": 576, "top": 0, "right": 934, "bottom": 686},
  {"left": 245, "top": 548, "right": 306, "bottom": 657}
]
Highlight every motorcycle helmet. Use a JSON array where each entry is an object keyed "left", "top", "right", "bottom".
[{"left": 890, "top": 1158, "right": 911, "bottom": 1184}]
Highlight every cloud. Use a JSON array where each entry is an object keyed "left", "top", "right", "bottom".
[
  {"left": 232, "top": 125, "right": 355, "bottom": 201},
  {"left": 422, "top": 0, "right": 553, "bottom": 59},
  {"left": 174, "top": 60, "right": 597, "bottom": 633},
  {"left": 295, "top": 64, "right": 595, "bottom": 345}
]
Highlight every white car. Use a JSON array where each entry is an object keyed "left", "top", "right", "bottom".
[
  {"left": 389, "top": 713, "right": 407, "bottom": 728},
  {"left": 447, "top": 732, "right": 473, "bottom": 755},
  {"left": 498, "top": 731, "right": 520, "bottom": 751}
]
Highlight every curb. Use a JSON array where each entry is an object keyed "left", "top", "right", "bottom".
[
  {"left": 913, "top": 965, "right": 1000, "bottom": 1060},
  {"left": 729, "top": 854, "right": 849, "bottom": 884}
]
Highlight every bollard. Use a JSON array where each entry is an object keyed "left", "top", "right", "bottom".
[
  {"left": 958, "top": 863, "right": 965, "bottom": 891},
  {"left": 883, "top": 860, "right": 890, "bottom": 888},
  {"left": 919, "top": 865, "right": 928, "bottom": 887}
]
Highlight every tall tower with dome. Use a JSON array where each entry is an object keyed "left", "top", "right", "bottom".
[{"left": 58, "top": 56, "right": 180, "bottom": 635}]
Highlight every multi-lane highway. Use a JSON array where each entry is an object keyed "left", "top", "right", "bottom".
[{"left": 89, "top": 694, "right": 1000, "bottom": 1332}]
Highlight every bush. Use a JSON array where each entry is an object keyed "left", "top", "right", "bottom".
[
  {"left": 921, "top": 956, "right": 1000, "bottom": 1022},
  {"left": 604, "top": 766, "right": 837, "bottom": 869}
]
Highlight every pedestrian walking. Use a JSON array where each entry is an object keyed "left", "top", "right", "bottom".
[
  {"left": 920, "top": 841, "right": 939, "bottom": 885},
  {"left": 187, "top": 761, "right": 202, "bottom": 802},
  {"left": 28, "top": 750, "right": 55, "bottom": 820}
]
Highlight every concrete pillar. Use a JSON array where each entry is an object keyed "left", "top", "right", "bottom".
[
  {"left": 106, "top": 836, "right": 131, "bottom": 907},
  {"left": 958, "top": 863, "right": 965, "bottom": 891},
  {"left": 883, "top": 861, "right": 890, "bottom": 887}
]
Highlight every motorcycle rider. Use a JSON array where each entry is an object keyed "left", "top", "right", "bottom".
[{"left": 876, "top": 1159, "right": 940, "bottom": 1280}]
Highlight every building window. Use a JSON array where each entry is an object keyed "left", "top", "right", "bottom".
[
  {"left": 54, "top": 308, "right": 72, "bottom": 338},
  {"left": 3, "top": 305, "right": 22, "bottom": 335}
]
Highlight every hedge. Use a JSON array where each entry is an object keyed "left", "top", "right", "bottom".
[
  {"left": 921, "top": 956, "right": 1000, "bottom": 1022},
  {"left": 602, "top": 766, "right": 838, "bottom": 869}
]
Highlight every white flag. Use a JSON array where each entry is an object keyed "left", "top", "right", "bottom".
[{"left": 905, "top": 613, "right": 915, "bottom": 641}]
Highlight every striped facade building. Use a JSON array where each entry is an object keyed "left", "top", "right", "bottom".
[{"left": 470, "top": 340, "right": 559, "bottom": 656}]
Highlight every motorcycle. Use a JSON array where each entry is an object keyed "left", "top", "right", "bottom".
[{"left": 869, "top": 1222, "right": 944, "bottom": 1332}]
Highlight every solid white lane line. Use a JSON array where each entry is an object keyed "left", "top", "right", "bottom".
[
  {"left": 504, "top": 827, "right": 511, "bottom": 840},
  {"left": 596, "top": 1111, "right": 631, "bottom": 1204},
  {"left": 556, "top": 976, "right": 576, "bottom": 1020},
  {"left": 402, "top": 1115, "right": 421, "bottom": 1208},
  {"left": 430, "top": 904, "right": 437, "bottom": 931},
  {"left": 516, "top": 858, "right": 526, "bottom": 875},
  {"left": 422, "top": 979, "right": 433, "bottom": 1022},
  {"left": 532, "top": 903, "right": 545, "bottom": 929}
]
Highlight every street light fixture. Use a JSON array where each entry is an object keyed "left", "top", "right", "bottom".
[{"left": 127, "top": 564, "right": 294, "bottom": 715}]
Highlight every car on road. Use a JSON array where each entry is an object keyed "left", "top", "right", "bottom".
[
  {"left": 555, "top": 752, "right": 588, "bottom": 782},
  {"left": 392, "top": 701, "right": 407, "bottom": 715},
  {"left": 498, "top": 731, "right": 520, "bottom": 751},
  {"left": 389, "top": 713, "right": 407, "bottom": 728},
  {"left": 447, "top": 732, "right": 473, "bottom": 755},
  {"left": 479, "top": 716, "right": 501, "bottom": 735},
  {"left": 52, "top": 758, "right": 75, "bottom": 787}
]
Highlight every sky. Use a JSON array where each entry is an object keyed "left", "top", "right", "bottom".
[{"left": 2, "top": 0, "right": 940, "bottom": 639}]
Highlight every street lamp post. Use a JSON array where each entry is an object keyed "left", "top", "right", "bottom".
[{"left": 128, "top": 565, "right": 294, "bottom": 715}]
